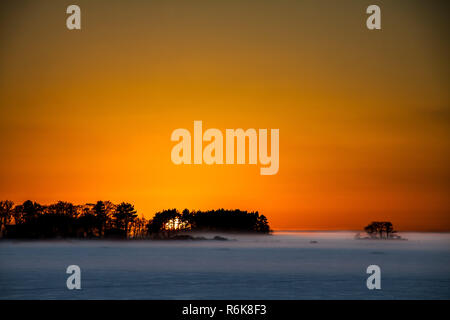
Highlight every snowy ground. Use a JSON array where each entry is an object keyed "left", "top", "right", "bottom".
[{"left": 0, "top": 231, "right": 449, "bottom": 299}]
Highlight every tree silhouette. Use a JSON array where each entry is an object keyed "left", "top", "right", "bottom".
[
  {"left": 256, "top": 214, "right": 270, "bottom": 233},
  {"left": 22, "top": 200, "right": 42, "bottom": 223},
  {"left": 129, "top": 215, "right": 148, "bottom": 239},
  {"left": 93, "top": 201, "right": 108, "bottom": 237},
  {"left": 364, "top": 221, "right": 397, "bottom": 239},
  {"left": 0, "top": 200, "right": 271, "bottom": 239},
  {"left": 383, "top": 222, "right": 395, "bottom": 239},
  {"left": 364, "top": 223, "right": 377, "bottom": 238},
  {"left": 12, "top": 204, "right": 25, "bottom": 225},
  {"left": 113, "top": 202, "right": 138, "bottom": 238},
  {"left": 0, "top": 200, "right": 14, "bottom": 237},
  {"left": 147, "top": 208, "right": 271, "bottom": 236}
]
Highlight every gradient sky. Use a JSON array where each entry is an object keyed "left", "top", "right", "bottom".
[{"left": 0, "top": 0, "right": 449, "bottom": 231}]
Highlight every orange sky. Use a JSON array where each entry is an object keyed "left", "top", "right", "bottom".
[{"left": 0, "top": 0, "right": 449, "bottom": 231}]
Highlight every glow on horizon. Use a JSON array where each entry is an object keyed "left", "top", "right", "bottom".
[{"left": 0, "top": 1, "right": 449, "bottom": 231}]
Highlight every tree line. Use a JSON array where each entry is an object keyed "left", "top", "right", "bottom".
[
  {"left": 147, "top": 208, "right": 270, "bottom": 237},
  {"left": 0, "top": 200, "right": 271, "bottom": 239}
]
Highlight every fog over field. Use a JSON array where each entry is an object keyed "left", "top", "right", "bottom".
[{"left": 0, "top": 232, "right": 449, "bottom": 299}]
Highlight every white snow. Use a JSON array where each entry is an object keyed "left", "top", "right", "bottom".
[{"left": 0, "top": 231, "right": 449, "bottom": 299}]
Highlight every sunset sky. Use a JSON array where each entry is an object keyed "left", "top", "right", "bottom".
[{"left": 0, "top": 0, "right": 449, "bottom": 231}]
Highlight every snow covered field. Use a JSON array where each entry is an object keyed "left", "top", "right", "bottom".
[{"left": 0, "top": 232, "right": 449, "bottom": 299}]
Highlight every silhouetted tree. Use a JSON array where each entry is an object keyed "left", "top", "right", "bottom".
[
  {"left": 0, "top": 200, "right": 132, "bottom": 239},
  {"left": 256, "top": 214, "right": 270, "bottom": 233},
  {"left": 103, "top": 201, "right": 116, "bottom": 231},
  {"left": 364, "top": 223, "right": 377, "bottom": 238},
  {"left": 147, "top": 209, "right": 181, "bottom": 237},
  {"left": 130, "top": 215, "right": 148, "bottom": 239},
  {"left": 113, "top": 202, "right": 138, "bottom": 238},
  {"left": 22, "top": 200, "right": 42, "bottom": 223},
  {"left": 1, "top": 200, "right": 271, "bottom": 239},
  {"left": 0, "top": 200, "right": 14, "bottom": 237},
  {"left": 93, "top": 201, "right": 108, "bottom": 237},
  {"left": 78, "top": 207, "right": 97, "bottom": 238},
  {"left": 383, "top": 222, "right": 394, "bottom": 239},
  {"left": 364, "top": 221, "right": 396, "bottom": 239},
  {"left": 12, "top": 204, "right": 25, "bottom": 225},
  {"left": 147, "top": 208, "right": 271, "bottom": 236}
]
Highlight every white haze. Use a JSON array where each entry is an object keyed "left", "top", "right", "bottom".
[{"left": 0, "top": 231, "right": 449, "bottom": 299}]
